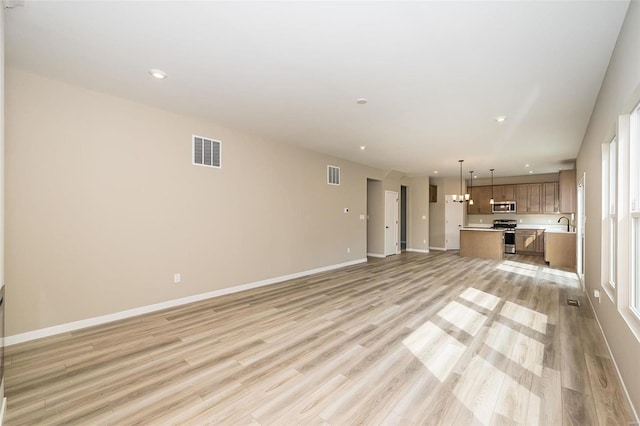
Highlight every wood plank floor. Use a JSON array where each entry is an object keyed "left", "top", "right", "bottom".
[{"left": 4, "top": 251, "right": 638, "bottom": 425}]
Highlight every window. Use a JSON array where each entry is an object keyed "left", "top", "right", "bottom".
[
  {"left": 193, "top": 135, "right": 221, "bottom": 168},
  {"left": 630, "top": 103, "right": 640, "bottom": 316},
  {"left": 609, "top": 138, "right": 617, "bottom": 288},
  {"left": 602, "top": 137, "right": 617, "bottom": 293}
]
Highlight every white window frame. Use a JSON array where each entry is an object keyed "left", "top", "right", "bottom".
[
  {"left": 601, "top": 136, "right": 617, "bottom": 300},
  {"left": 629, "top": 103, "right": 640, "bottom": 319},
  {"left": 614, "top": 103, "right": 640, "bottom": 338}
]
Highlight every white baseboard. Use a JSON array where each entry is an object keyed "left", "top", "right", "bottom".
[
  {"left": 0, "top": 397, "right": 5, "bottom": 426},
  {"left": 406, "top": 248, "right": 430, "bottom": 254},
  {"left": 429, "top": 246, "right": 447, "bottom": 251},
  {"left": 586, "top": 295, "right": 640, "bottom": 423},
  {"left": 367, "top": 253, "right": 385, "bottom": 258},
  {"left": 5, "top": 258, "right": 368, "bottom": 346}
]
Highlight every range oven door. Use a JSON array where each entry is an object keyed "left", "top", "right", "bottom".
[{"left": 504, "top": 231, "right": 516, "bottom": 254}]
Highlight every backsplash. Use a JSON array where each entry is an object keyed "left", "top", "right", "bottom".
[{"left": 468, "top": 213, "right": 574, "bottom": 231}]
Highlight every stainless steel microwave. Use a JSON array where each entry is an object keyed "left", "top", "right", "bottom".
[{"left": 492, "top": 201, "right": 516, "bottom": 213}]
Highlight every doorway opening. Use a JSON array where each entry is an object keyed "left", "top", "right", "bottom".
[{"left": 400, "top": 185, "right": 407, "bottom": 252}]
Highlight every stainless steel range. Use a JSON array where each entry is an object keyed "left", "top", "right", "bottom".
[{"left": 493, "top": 219, "right": 517, "bottom": 254}]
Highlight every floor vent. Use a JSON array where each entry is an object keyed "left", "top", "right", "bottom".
[{"left": 567, "top": 298, "right": 581, "bottom": 307}]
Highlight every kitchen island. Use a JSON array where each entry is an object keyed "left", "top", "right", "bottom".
[{"left": 459, "top": 228, "right": 505, "bottom": 260}]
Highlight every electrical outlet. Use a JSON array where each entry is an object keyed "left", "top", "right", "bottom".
[
  {"left": 422, "top": 215, "right": 426, "bottom": 220},
  {"left": 479, "top": 219, "right": 483, "bottom": 223},
  {"left": 174, "top": 273, "right": 181, "bottom": 284},
  {"left": 423, "top": 239, "right": 426, "bottom": 244},
  {"left": 347, "top": 247, "right": 351, "bottom": 253}
]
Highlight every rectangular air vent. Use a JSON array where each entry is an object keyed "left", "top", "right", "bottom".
[
  {"left": 193, "top": 135, "right": 221, "bottom": 168},
  {"left": 328, "top": 165, "right": 340, "bottom": 185}
]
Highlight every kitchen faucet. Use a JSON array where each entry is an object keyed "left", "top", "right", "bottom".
[{"left": 558, "top": 216, "right": 570, "bottom": 232}]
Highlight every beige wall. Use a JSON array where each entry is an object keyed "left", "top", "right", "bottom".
[
  {"left": 468, "top": 214, "right": 574, "bottom": 228},
  {"left": 576, "top": 0, "right": 640, "bottom": 414},
  {"left": 405, "top": 177, "right": 430, "bottom": 252},
  {"left": 429, "top": 177, "right": 462, "bottom": 249},
  {"left": 366, "top": 179, "right": 384, "bottom": 255},
  {"left": 5, "top": 69, "right": 436, "bottom": 336},
  {"left": 429, "top": 177, "right": 445, "bottom": 249},
  {"left": 5, "top": 69, "right": 392, "bottom": 335}
]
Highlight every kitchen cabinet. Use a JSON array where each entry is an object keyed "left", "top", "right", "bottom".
[
  {"left": 516, "top": 184, "right": 542, "bottom": 213},
  {"left": 545, "top": 231, "right": 576, "bottom": 270},
  {"left": 493, "top": 185, "right": 516, "bottom": 202},
  {"left": 460, "top": 229, "right": 504, "bottom": 260},
  {"left": 467, "top": 185, "right": 492, "bottom": 215},
  {"left": 559, "top": 169, "right": 576, "bottom": 213},
  {"left": 516, "top": 229, "right": 544, "bottom": 254},
  {"left": 543, "top": 182, "right": 560, "bottom": 213}
]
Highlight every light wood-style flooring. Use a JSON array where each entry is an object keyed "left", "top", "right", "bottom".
[{"left": 4, "top": 251, "right": 638, "bottom": 425}]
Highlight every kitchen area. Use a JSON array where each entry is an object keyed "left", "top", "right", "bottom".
[{"left": 450, "top": 170, "right": 578, "bottom": 270}]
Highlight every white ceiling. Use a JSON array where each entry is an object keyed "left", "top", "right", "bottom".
[{"left": 4, "top": 1, "right": 630, "bottom": 179}]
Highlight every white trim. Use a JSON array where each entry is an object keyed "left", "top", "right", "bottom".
[
  {"left": 587, "top": 296, "right": 640, "bottom": 423},
  {"left": 0, "top": 397, "right": 5, "bottom": 426},
  {"left": 429, "top": 246, "right": 447, "bottom": 251},
  {"left": 5, "top": 258, "right": 367, "bottom": 346},
  {"left": 407, "top": 248, "right": 430, "bottom": 254},
  {"left": 367, "top": 253, "right": 385, "bottom": 258}
]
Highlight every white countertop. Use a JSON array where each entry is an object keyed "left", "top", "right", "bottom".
[
  {"left": 461, "top": 227, "right": 504, "bottom": 232},
  {"left": 467, "top": 223, "right": 574, "bottom": 232}
]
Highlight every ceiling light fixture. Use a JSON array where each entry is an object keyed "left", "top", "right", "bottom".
[
  {"left": 529, "top": 170, "right": 534, "bottom": 174},
  {"left": 495, "top": 116, "right": 507, "bottom": 123},
  {"left": 525, "top": 164, "right": 530, "bottom": 168},
  {"left": 148, "top": 69, "right": 168, "bottom": 79},
  {"left": 489, "top": 168, "right": 495, "bottom": 205},
  {"left": 360, "top": 146, "right": 366, "bottom": 150},
  {"left": 452, "top": 160, "right": 470, "bottom": 203},
  {"left": 356, "top": 98, "right": 368, "bottom": 105},
  {"left": 434, "top": 171, "right": 438, "bottom": 174}
]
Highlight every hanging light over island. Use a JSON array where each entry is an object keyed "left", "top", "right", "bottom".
[{"left": 452, "top": 160, "right": 470, "bottom": 203}]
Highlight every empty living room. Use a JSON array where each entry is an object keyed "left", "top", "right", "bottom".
[{"left": 1, "top": 1, "right": 640, "bottom": 425}]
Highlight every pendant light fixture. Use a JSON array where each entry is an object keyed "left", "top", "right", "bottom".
[
  {"left": 489, "top": 168, "right": 495, "bottom": 205},
  {"left": 453, "top": 160, "right": 470, "bottom": 203},
  {"left": 468, "top": 170, "right": 474, "bottom": 205}
]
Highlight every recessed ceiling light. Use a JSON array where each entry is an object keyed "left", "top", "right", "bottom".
[
  {"left": 434, "top": 171, "right": 438, "bottom": 174},
  {"left": 473, "top": 175, "right": 477, "bottom": 179},
  {"left": 356, "top": 98, "right": 368, "bottom": 105},
  {"left": 525, "top": 164, "right": 530, "bottom": 167},
  {"left": 495, "top": 115, "right": 507, "bottom": 123},
  {"left": 360, "top": 146, "right": 366, "bottom": 150},
  {"left": 149, "top": 69, "right": 168, "bottom": 79},
  {"left": 529, "top": 170, "right": 534, "bottom": 174}
]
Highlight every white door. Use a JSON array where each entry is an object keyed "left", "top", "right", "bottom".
[
  {"left": 445, "top": 195, "right": 464, "bottom": 250},
  {"left": 385, "top": 191, "right": 399, "bottom": 256}
]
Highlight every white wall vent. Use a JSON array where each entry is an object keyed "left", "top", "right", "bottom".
[
  {"left": 193, "top": 135, "right": 221, "bottom": 168},
  {"left": 327, "top": 165, "right": 340, "bottom": 185}
]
